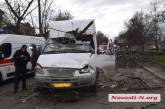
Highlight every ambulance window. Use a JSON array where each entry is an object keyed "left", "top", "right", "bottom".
[{"left": 1, "top": 43, "right": 12, "bottom": 58}]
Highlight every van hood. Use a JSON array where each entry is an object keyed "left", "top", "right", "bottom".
[{"left": 37, "top": 53, "right": 92, "bottom": 69}]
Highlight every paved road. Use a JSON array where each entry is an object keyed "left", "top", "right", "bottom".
[
  {"left": 0, "top": 55, "right": 165, "bottom": 109},
  {"left": 95, "top": 55, "right": 116, "bottom": 78}
]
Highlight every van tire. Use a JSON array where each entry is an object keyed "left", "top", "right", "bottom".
[{"left": 87, "top": 71, "right": 98, "bottom": 94}]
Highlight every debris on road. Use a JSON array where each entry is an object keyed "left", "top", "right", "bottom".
[
  {"left": 20, "top": 92, "right": 39, "bottom": 103},
  {"left": 0, "top": 55, "right": 165, "bottom": 109},
  {"left": 97, "top": 67, "right": 165, "bottom": 92}
]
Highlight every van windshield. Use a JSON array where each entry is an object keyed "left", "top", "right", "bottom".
[{"left": 43, "top": 38, "right": 94, "bottom": 54}]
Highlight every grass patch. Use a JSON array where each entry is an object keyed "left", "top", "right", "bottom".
[{"left": 154, "top": 55, "right": 165, "bottom": 69}]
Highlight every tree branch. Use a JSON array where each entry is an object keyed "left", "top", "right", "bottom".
[
  {"left": 21, "top": 0, "right": 34, "bottom": 18},
  {"left": 4, "top": 0, "right": 19, "bottom": 18},
  {"left": 23, "top": 5, "right": 38, "bottom": 19}
]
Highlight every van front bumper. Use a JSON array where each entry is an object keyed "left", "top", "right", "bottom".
[{"left": 35, "top": 74, "right": 96, "bottom": 89}]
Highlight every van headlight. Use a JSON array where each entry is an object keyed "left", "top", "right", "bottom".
[
  {"left": 74, "top": 65, "right": 95, "bottom": 76},
  {"left": 80, "top": 66, "right": 89, "bottom": 73},
  {"left": 35, "top": 64, "right": 44, "bottom": 74}
]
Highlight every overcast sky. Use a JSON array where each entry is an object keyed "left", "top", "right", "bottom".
[
  {"left": 54, "top": 0, "right": 165, "bottom": 39},
  {"left": 0, "top": 0, "right": 165, "bottom": 39},
  {"left": 55, "top": 0, "right": 163, "bottom": 38}
]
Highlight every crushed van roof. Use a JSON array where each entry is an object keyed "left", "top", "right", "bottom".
[{"left": 49, "top": 19, "right": 95, "bottom": 38}]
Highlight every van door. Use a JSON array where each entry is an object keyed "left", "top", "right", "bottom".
[{"left": 0, "top": 43, "right": 14, "bottom": 80}]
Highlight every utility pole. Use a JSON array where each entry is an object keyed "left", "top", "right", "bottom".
[{"left": 38, "top": 0, "right": 42, "bottom": 35}]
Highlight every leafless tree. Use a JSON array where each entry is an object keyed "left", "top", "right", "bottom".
[
  {"left": 96, "top": 31, "right": 109, "bottom": 45},
  {"left": 28, "top": 0, "right": 55, "bottom": 35},
  {"left": 40, "top": 0, "right": 54, "bottom": 33},
  {"left": 53, "top": 10, "right": 73, "bottom": 21},
  {"left": 0, "top": 9, "right": 4, "bottom": 28},
  {"left": 4, "top": 0, "right": 34, "bottom": 34},
  {"left": 150, "top": 1, "right": 161, "bottom": 52},
  {"left": 27, "top": 0, "right": 73, "bottom": 36},
  {"left": 161, "top": 10, "right": 165, "bottom": 22},
  {"left": 124, "top": 12, "right": 145, "bottom": 51}
]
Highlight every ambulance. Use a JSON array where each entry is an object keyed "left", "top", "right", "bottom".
[{"left": 0, "top": 34, "right": 45, "bottom": 82}]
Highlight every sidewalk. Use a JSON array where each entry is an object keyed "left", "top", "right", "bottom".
[{"left": 142, "top": 65, "right": 165, "bottom": 81}]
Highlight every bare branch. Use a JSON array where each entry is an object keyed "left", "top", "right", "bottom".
[
  {"left": 4, "top": 0, "right": 19, "bottom": 18},
  {"left": 21, "top": 0, "right": 34, "bottom": 18},
  {"left": 23, "top": 5, "right": 38, "bottom": 19}
]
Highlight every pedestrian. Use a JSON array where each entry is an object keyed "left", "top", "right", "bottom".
[
  {"left": 13, "top": 45, "right": 30, "bottom": 93},
  {"left": 30, "top": 44, "right": 40, "bottom": 72},
  {"left": 37, "top": 45, "right": 42, "bottom": 55}
]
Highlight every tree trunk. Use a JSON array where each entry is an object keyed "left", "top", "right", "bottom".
[
  {"left": 0, "top": 12, "right": 4, "bottom": 28},
  {"left": 15, "top": 20, "right": 21, "bottom": 34},
  {"left": 154, "top": 38, "right": 159, "bottom": 53},
  {"left": 38, "top": 0, "right": 43, "bottom": 35},
  {"left": 0, "top": 16, "right": 2, "bottom": 28}
]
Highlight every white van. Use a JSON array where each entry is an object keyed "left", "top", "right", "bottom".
[
  {"left": 35, "top": 19, "right": 98, "bottom": 91},
  {"left": 0, "top": 34, "right": 45, "bottom": 81}
]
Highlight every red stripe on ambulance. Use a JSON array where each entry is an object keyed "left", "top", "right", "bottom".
[{"left": 0, "top": 59, "right": 14, "bottom": 64}]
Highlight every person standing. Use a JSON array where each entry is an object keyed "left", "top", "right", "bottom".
[
  {"left": 13, "top": 45, "right": 30, "bottom": 93},
  {"left": 31, "top": 44, "right": 40, "bottom": 71}
]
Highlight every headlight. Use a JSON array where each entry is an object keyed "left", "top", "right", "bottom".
[
  {"left": 74, "top": 65, "right": 95, "bottom": 76},
  {"left": 35, "top": 63, "right": 44, "bottom": 74},
  {"left": 80, "top": 66, "right": 89, "bottom": 73}
]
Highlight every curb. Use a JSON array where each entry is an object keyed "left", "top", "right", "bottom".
[{"left": 141, "top": 66, "right": 165, "bottom": 81}]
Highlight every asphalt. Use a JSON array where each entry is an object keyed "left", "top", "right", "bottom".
[
  {"left": 0, "top": 55, "right": 165, "bottom": 109},
  {"left": 142, "top": 65, "right": 165, "bottom": 81}
]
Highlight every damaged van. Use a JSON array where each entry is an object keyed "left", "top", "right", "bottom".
[{"left": 35, "top": 19, "right": 98, "bottom": 91}]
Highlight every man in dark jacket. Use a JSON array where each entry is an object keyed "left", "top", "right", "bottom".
[{"left": 13, "top": 45, "right": 30, "bottom": 93}]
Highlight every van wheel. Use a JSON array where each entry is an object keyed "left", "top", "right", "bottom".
[
  {"left": 97, "top": 68, "right": 106, "bottom": 83},
  {"left": 87, "top": 73, "right": 98, "bottom": 94}
]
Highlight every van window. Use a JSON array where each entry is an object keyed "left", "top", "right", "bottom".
[
  {"left": 0, "top": 43, "right": 12, "bottom": 58},
  {"left": 43, "top": 38, "right": 94, "bottom": 54}
]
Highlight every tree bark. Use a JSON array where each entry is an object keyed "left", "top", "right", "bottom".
[
  {"left": 38, "top": 0, "right": 43, "bottom": 35},
  {"left": 154, "top": 38, "right": 159, "bottom": 53},
  {"left": 15, "top": 19, "right": 21, "bottom": 34}
]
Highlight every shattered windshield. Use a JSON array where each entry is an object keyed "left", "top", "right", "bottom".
[{"left": 43, "top": 38, "right": 94, "bottom": 53}]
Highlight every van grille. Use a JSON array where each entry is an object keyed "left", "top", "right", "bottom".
[{"left": 46, "top": 68, "right": 76, "bottom": 78}]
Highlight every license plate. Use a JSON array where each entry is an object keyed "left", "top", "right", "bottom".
[{"left": 51, "top": 83, "right": 72, "bottom": 88}]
